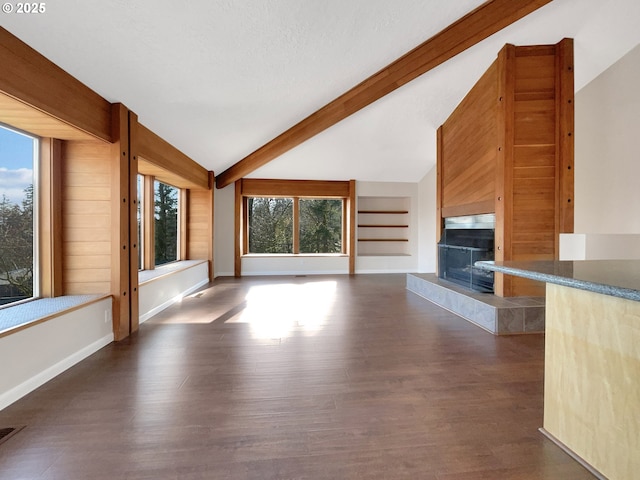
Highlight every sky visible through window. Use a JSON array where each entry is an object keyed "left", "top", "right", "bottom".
[{"left": 0, "top": 126, "right": 34, "bottom": 204}]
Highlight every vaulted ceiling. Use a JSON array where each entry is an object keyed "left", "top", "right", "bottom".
[{"left": 3, "top": 0, "right": 640, "bottom": 187}]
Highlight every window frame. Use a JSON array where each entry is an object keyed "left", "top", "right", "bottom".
[
  {"left": 0, "top": 123, "right": 39, "bottom": 309},
  {"left": 245, "top": 196, "right": 345, "bottom": 255},
  {"left": 235, "top": 178, "right": 356, "bottom": 276},
  {"left": 137, "top": 174, "right": 185, "bottom": 271}
]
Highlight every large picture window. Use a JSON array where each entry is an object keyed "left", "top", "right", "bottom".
[
  {"left": 154, "top": 180, "right": 179, "bottom": 266},
  {"left": 0, "top": 124, "right": 37, "bottom": 307},
  {"left": 247, "top": 196, "right": 343, "bottom": 255}
]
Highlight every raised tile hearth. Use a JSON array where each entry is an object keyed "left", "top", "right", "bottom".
[{"left": 406, "top": 273, "right": 545, "bottom": 335}]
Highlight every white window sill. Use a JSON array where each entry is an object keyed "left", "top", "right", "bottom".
[
  {"left": 138, "top": 259, "right": 207, "bottom": 285},
  {"left": 0, "top": 294, "right": 109, "bottom": 338},
  {"left": 242, "top": 253, "right": 348, "bottom": 258}
]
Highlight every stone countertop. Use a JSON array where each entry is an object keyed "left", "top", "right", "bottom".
[{"left": 475, "top": 260, "right": 640, "bottom": 302}]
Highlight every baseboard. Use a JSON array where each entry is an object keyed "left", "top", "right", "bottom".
[
  {"left": 139, "top": 278, "right": 209, "bottom": 324},
  {"left": 538, "top": 428, "right": 607, "bottom": 480},
  {"left": 241, "top": 270, "right": 348, "bottom": 276},
  {"left": 0, "top": 332, "right": 114, "bottom": 411}
]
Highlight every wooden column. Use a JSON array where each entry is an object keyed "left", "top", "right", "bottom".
[
  {"left": 110, "top": 103, "right": 132, "bottom": 341},
  {"left": 494, "top": 44, "right": 516, "bottom": 297},
  {"left": 234, "top": 180, "right": 243, "bottom": 277},
  {"left": 127, "top": 110, "right": 139, "bottom": 334},
  {"left": 39, "top": 138, "right": 63, "bottom": 297},
  {"left": 348, "top": 179, "right": 356, "bottom": 275}
]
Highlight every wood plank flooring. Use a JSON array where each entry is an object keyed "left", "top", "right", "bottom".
[{"left": 0, "top": 274, "right": 594, "bottom": 479}]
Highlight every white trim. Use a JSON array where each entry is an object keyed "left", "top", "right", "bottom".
[
  {"left": 242, "top": 270, "right": 347, "bottom": 276},
  {"left": 356, "top": 269, "right": 414, "bottom": 274},
  {"left": 139, "top": 278, "right": 208, "bottom": 324},
  {"left": 214, "top": 271, "right": 235, "bottom": 278},
  {"left": 0, "top": 332, "right": 113, "bottom": 411}
]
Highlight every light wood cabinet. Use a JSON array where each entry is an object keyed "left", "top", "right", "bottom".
[{"left": 437, "top": 39, "right": 574, "bottom": 297}]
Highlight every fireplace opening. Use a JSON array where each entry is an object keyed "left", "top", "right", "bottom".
[{"left": 438, "top": 214, "right": 495, "bottom": 293}]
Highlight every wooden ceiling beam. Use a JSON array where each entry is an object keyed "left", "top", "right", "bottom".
[
  {"left": 215, "top": 0, "right": 553, "bottom": 189},
  {"left": 0, "top": 27, "right": 113, "bottom": 142}
]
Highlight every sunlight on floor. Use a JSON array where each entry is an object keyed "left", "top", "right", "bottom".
[{"left": 236, "top": 281, "right": 337, "bottom": 339}]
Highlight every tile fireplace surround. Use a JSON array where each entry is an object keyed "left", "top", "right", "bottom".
[{"left": 406, "top": 273, "right": 545, "bottom": 335}]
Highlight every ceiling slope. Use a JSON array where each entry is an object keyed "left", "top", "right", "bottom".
[{"left": 214, "top": 0, "right": 553, "bottom": 188}]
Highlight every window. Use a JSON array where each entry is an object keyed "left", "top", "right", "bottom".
[
  {"left": 299, "top": 198, "right": 342, "bottom": 253},
  {"left": 154, "top": 180, "right": 179, "bottom": 265},
  {"left": 247, "top": 196, "right": 343, "bottom": 255},
  {"left": 248, "top": 197, "right": 293, "bottom": 254},
  {"left": 0, "top": 124, "right": 37, "bottom": 307}
]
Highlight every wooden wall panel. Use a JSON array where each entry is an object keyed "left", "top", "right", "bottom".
[
  {"left": 508, "top": 51, "right": 557, "bottom": 297},
  {"left": 437, "top": 40, "right": 574, "bottom": 297},
  {"left": 187, "top": 173, "right": 214, "bottom": 282},
  {"left": 440, "top": 62, "right": 498, "bottom": 213},
  {"left": 61, "top": 140, "right": 113, "bottom": 295}
]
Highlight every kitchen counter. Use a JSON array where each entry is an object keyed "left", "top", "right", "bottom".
[
  {"left": 475, "top": 259, "right": 640, "bottom": 480},
  {"left": 475, "top": 259, "right": 640, "bottom": 302}
]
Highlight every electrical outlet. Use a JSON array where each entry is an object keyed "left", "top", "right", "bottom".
[{"left": 104, "top": 309, "right": 112, "bottom": 323}]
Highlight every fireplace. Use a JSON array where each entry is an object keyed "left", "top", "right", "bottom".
[{"left": 438, "top": 214, "right": 495, "bottom": 293}]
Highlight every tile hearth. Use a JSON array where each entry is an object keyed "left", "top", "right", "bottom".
[{"left": 406, "top": 273, "right": 545, "bottom": 335}]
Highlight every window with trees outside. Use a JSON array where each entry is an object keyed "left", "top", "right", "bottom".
[
  {"left": 248, "top": 197, "right": 343, "bottom": 254},
  {"left": 0, "top": 124, "right": 37, "bottom": 307},
  {"left": 154, "top": 180, "right": 179, "bottom": 266}
]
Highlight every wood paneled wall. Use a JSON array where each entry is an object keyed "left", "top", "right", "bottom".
[
  {"left": 187, "top": 172, "right": 215, "bottom": 282},
  {"left": 439, "top": 63, "right": 498, "bottom": 218},
  {"left": 437, "top": 39, "right": 574, "bottom": 297},
  {"left": 0, "top": 27, "right": 214, "bottom": 341},
  {"left": 61, "top": 140, "right": 113, "bottom": 295}
]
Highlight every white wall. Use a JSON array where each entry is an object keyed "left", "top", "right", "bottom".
[
  {"left": 417, "top": 167, "right": 437, "bottom": 273},
  {"left": 575, "top": 43, "right": 640, "bottom": 234},
  {"left": 0, "top": 298, "right": 113, "bottom": 410},
  {"left": 139, "top": 261, "right": 209, "bottom": 323},
  {"left": 356, "top": 181, "right": 419, "bottom": 273},
  {"left": 215, "top": 180, "right": 427, "bottom": 276},
  {"left": 214, "top": 183, "right": 236, "bottom": 277}
]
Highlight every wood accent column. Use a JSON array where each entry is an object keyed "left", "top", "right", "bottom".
[
  {"left": 39, "top": 138, "right": 63, "bottom": 297},
  {"left": 179, "top": 189, "right": 189, "bottom": 261},
  {"left": 494, "top": 44, "right": 516, "bottom": 297},
  {"left": 110, "top": 103, "right": 132, "bottom": 340},
  {"left": 556, "top": 38, "right": 575, "bottom": 237},
  {"left": 127, "top": 110, "right": 139, "bottom": 334},
  {"left": 348, "top": 179, "right": 356, "bottom": 275},
  {"left": 435, "top": 127, "right": 443, "bottom": 276},
  {"left": 234, "top": 179, "right": 243, "bottom": 277}
]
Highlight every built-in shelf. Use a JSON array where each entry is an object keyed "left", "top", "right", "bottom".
[
  {"left": 357, "top": 196, "right": 411, "bottom": 257},
  {"left": 358, "top": 238, "right": 409, "bottom": 242},
  {"left": 358, "top": 224, "right": 408, "bottom": 228},
  {"left": 358, "top": 210, "right": 409, "bottom": 214}
]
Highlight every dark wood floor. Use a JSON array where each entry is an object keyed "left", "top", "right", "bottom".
[{"left": 0, "top": 274, "right": 594, "bottom": 479}]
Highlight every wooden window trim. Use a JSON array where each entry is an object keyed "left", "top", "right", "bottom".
[{"left": 234, "top": 179, "right": 356, "bottom": 276}]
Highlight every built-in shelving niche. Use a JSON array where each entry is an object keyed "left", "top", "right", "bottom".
[{"left": 357, "top": 196, "right": 410, "bottom": 256}]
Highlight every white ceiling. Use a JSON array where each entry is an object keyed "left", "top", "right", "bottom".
[{"left": 3, "top": 0, "right": 640, "bottom": 185}]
